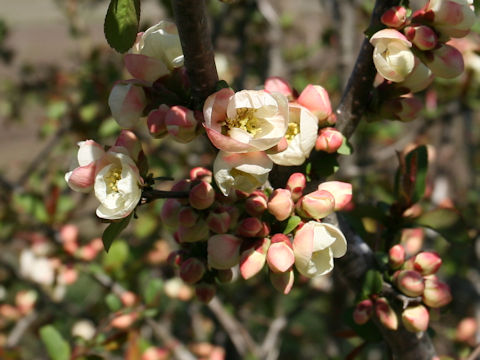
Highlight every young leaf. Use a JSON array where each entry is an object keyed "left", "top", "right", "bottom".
[
  {"left": 404, "top": 145, "right": 428, "bottom": 204},
  {"left": 360, "top": 269, "right": 383, "bottom": 299},
  {"left": 104, "top": 0, "right": 141, "bottom": 53},
  {"left": 337, "top": 135, "right": 353, "bottom": 155},
  {"left": 102, "top": 213, "right": 133, "bottom": 252},
  {"left": 283, "top": 215, "right": 301, "bottom": 234},
  {"left": 40, "top": 325, "right": 71, "bottom": 360}
]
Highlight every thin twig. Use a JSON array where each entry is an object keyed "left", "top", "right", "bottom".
[
  {"left": 260, "top": 315, "right": 287, "bottom": 360},
  {"left": 6, "top": 311, "right": 38, "bottom": 348},
  {"left": 466, "top": 343, "right": 480, "bottom": 360}
]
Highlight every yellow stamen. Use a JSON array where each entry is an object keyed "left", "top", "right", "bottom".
[
  {"left": 105, "top": 166, "right": 122, "bottom": 193},
  {"left": 224, "top": 108, "right": 261, "bottom": 136},
  {"left": 285, "top": 122, "right": 300, "bottom": 141}
]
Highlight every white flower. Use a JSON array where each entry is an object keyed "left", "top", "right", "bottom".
[
  {"left": 204, "top": 89, "right": 289, "bottom": 152},
  {"left": 268, "top": 104, "right": 318, "bottom": 166},
  {"left": 293, "top": 222, "right": 347, "bottom": 277},
  {"left": 19, "top": 250, "right": 55, "bottom": 286},
  {"left": 213, "top": 151, "right": 273, "bottom": 196},
  {"left": 94, "top": 151, "right": 142, "bottom": 220},
  {"left": 370, "top": 29, "right": 415, "bottom": 82}
]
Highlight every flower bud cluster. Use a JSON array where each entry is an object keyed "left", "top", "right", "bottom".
[
  {"left": 353, "top": 245, "right": 451, "bottom": 332},
  {"left": 161, "top": 170, "right": 352, "bottom": 301},
  {"left": 369, "top": 1, "right": 475, "bottom": 122}
]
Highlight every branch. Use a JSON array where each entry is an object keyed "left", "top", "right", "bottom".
[{"left": 172, "top": 0, "right": 219, "bottom": 107}]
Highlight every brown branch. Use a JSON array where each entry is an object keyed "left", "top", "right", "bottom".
[{"left": 171, "top": 0, "right": 219, "bottom": 108}]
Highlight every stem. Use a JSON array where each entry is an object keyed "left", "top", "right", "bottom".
[{"left": 172, "top": 0, "right": 219, "bottom": 108}]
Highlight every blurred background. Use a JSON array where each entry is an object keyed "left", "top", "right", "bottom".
[{"left": 1, "top": 0, "right": 480, "bottom": 359}]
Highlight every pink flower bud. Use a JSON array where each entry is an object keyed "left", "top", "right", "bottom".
[
  {"left": 286, "top": 173, "right": 306, "bottom": 202},
  {"left": 167, "top": 250, "right": 183, "bottom": 267},
  {"left": 397, "top": 57, "right": 434, "bottom": 93},
  {"left": 423, "top": 275, "right": 452, "bottom": 308},
  {"left": 111, "top": 312, "right": 139, "bottom": 329},
  {"left": 114, "top": 130, "right": 142, "bottom": 162},
  {"left": 382, "top": 96, "right": 423, "bottom": 122},
  {"left": 405, "top": 25, "right": 438, "bottom": 51},
  {"left": 189, "top": 181, "right": 215, "bottom": 210},
  {"left": 176, "top": 220, "right": 209, "bottom": 243},
  {"left": 108, "top": 81, "right": 146, "bottom": 128},
  {"left": 178, "top": 207, "right": 199, "bottom": 227},
  {"left": 266, "top": 234, "right": 295, "bottom": 273},
  {"left": 160, "top": 198, "right": 182, "bottom": 229},
  {"left": 120, "top": 291, "right": 137, "bottom": 307},
  {"left": 425, "top": 44, "right": 464, "bottom": 79},
  {"left": 269, "top": 269, "right": 294, "bottom": 294},
  {"left": 171, "top": 179, "right": 191, "bottom": 205},
  {"left": 224, "top": 205, "right": 240, "bottom": 230},
  {"left": 165, "top": 106, "right": 198, "bottom": 143},
  {"left": 401, "top": 228, "right": 424, "bottom": 256},
  {"left": 195, "top": 283, "right": 216, "bottom": 303},
  {"left": 208, "top": 234, "right": 242, "bottom": 269},
  {"left": 245, "top": 192, "right": 268, "bottom": 217},
  {"left": 425, "top": 0, "right": 476, "bottom": 38},
  {"left": 239, "top": 238, "right": 270, "bottom": 279},
  {"left": 206, "top": 208, "right": 231, "bottom": 234},
  {"left": 297, "top": 84, "right": 332, "bottom": 122},
  {"left": 353, "top": 299, "right": 373, "bottom": 325},
  {"left": 190, "top": 167, "right": 212, "bottom": 183},
  {"left": 216, "top": 269, "right": 233, "bottom": 283},
  {"left": 315, "top": 127, "right": 344, "bottom": 153},
  {"left": 317, "top": 181, "right": 352, "bottom": 211},
  {"left": 60, "top": 225, "right": 79, "bottom": 254},
  {"left": 381, "top": 6, "right": 407, "bottom": 28},
  {"left": 179, "top": 258, "right": 206, "bottom": 284},
  {"left": 147, "top": 105, "right": 169, "bottom": 138},
  {"left": 456, "top": 317, "right": 477, "bottom": 344},
  {"left": 396, "top": 270, "right": 425, "bottom": 297},
  {"left": 413, "top": 252, "right": 442, "bottom": 276},
  {"left": 237, "top": 217, "right": 264, "bottom": 238},
  {"left": 264, "top": 76, "right": 294, "bottom": 100},
  {"left": 375, "top": 297, "right": 398, "bottom": 330},
  {"left": 402, "top": 304, "right": 429, "bottom": 332},
  {"left": 300, "top": 190, "right": 335, "bottom": 220},
  {"left": 65, "top": 162, "right": 97, "bottom": 192},
  {"left": 267, "top": 189, "right": 294, "bottom": 221},
  {"left": 257, "top": 222, "right": 271, "bottom": 238},
  {"left": 388, "top": 245, "right": 405, "bottom": 269}
]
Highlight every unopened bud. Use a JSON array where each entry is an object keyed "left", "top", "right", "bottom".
[
  {"left": 300, "top": 190, "right": 335, "bottom": 220},
  {"left": 266, "top": 234, "right": 295, "bottom": 273},
  {"left": 297, "top": 84, "right": 332, "bottom": 122},
  {"left": 286, "top": 173, "right": 306, "bottom": 202},
  {"left": 402, "top": 304, "right": 429, "bottom": 332},
  {"left": 108, "top": 81, "right": 146, "bottom": 128},
  {"left": 147, "top": 105, "right": 169, "bottom": 138},
  {"left": 239, "top": 237, "right": 270, "bottom": 280},
  {"left": 269, "top": 269, "right": 294, "bottom": 294},
  {"left": 413, "top": 251, "right": 442, "bottom": 276},
  {"left": 111, "top": 312, "right": 139, "bottom": 329},
  {"left": 397, "top": 57, "right": 434, "bottom": 93},
  {"left": 237, "top": 217, "right": 264, "bottom": 238},
  {"left": 190, "top": 167, "right": 212, "bottom": 183},
  {"left": 264, "top": 76, "right": 294, "bottom": 100},
  {"left": 167, "top": 250, "right": 183, "bottom": 267},
  {"left": 384, "top": 96, "right": 423, "bottom": 122},
  {"left": 208, "top": 234, "right": 242, "bottom": 269},
  {"left": 424, "top": 44, "right": 464, "bottom": 79},
  {"left": 267, "top": 189, "right": 294, "bottom": 221},
  {"left": 189, "top": 181, "right": 215, "bottom": 210},
  {"left": 160, "top": 198, "right": 182, "bottom": 229},
  {"left": 216, "top": 269, "right": 233, "bottom": 283},
  {"left": 206, "top": 208, "right": 231, "bottom": 234},
  {"left": 315, "top": 127, "right": 344, "bottom": 153},
  {"left": 317, "top": 181, "right": 352, "bottom": 211},
  {"left": 375, "top": 297, "right": 398, "bottom": 330},
  {"left": 381, "top": 6, "right": 407, "bottom": 28},
  {"left": 179, "top": 258, "right": 206, "bottom": 284},
  {"left": 195, "top": 283, "right": 216, "bottom": 303},
  {"left": 456, "top": 317, "right": 477, "bottom": 344},
  {"left": 176, "top": 220, "right": 209, "bottom": 243},
  {"left": 165, "top": 106, "right": 198, "bottom": 143},
  {"left": 423, "top": 275, "right": 452, "bottom": 308},
  {"left": 404, "top": 25, "right": 438, "bottom": 51},
  {"left": 245, "top": 192, "right": 268, "bottom": 217},
  {"left": 178, "top": 207, "right": 199, "bottom": 227},
  {"left": 396, "top": 270, "right": 425, "bottom": 297},
  {"left": 389, "top": 245, "right": 406, "bottom": 269},
  {"left": 353, "top": 299, "right": 373, "bottom": 325}
]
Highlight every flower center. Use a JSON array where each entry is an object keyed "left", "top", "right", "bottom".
[
  {"left": 224, "top": 108, "right": 261, "bottom": 135},
  {"left": 105, "top": 166, "right": 122, "bottom": 193},
  {"left": 285, "top": 122, "right": 300, "bottom": 141}
]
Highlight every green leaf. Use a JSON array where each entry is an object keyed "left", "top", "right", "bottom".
[
  {"left": 283, "top": 216, "right": 301, "bottom": 234},
  {"left": 143, "top": 278, "right": 164, "bottom": 304},
  {"left": 105, "top": 293, "right": 123, "bottom": 311},
  {"left": 104, "top": 0, "right": 140, "bottom": 53},
  {"left": 404, "top": 145, "right": 428, "bottom": 204},
  {"left": 40, "top": 325, "right": 71, "bottom": 360},
  {"left": 215, "top": 80, "right": 231, "bottom": 91},
  {"left": 474, "top": 0, "right": 480, "bottom": 15},
  {"left": 337, "top": 135, "right": 353, "bottom": 155},
  {"left": 102, "top": 214, "right": 132, "bottom": 252},
  {"left": 360, "top": 269, "right": 383, "bottom": 299},
  {"left": 413, "top": 208, "right": 470, "bottom": 243}
]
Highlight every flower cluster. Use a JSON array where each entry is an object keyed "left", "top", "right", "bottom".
[
  {"left": 353, "top": 244, "right": 451, "bottom": 333},
  {"left": 369, "top": 0, "right": 475, "bottom": 121},
  {"left": 65, "top": 130, "right": 145, "bottom": 220},
  {"left": 161, "top": 170, "right": 351, "bottom": 300}
]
